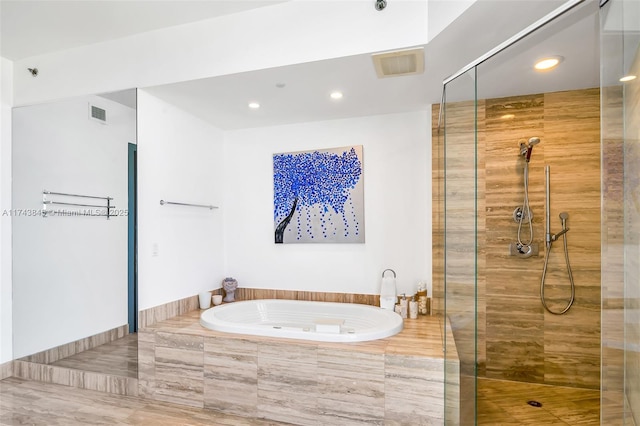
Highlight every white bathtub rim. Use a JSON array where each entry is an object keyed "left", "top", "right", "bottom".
[{"left": 200, "top": 299, "right": 403, "bottom": 343}]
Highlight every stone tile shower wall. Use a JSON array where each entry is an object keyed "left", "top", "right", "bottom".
[{"left": 432, "top": 87, "right": 601, "bottom": 389}]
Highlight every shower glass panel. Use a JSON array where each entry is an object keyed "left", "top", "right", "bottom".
[
  {"left": 440, "top": 67, "right": 477, "bottom": 425},
  {"left": 441, "top": 0, "right": 640, "bottom": 423},
  {"left": 441, "top": 0, "right": 608, "bottom": 423},
  {"left": 474, "top": 2, "right": 602, "bottom": 423},
  {"left": 600, "top": 0, "right": 640, "bottom": 423}
]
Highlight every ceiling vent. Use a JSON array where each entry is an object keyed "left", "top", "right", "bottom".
[
  {"left": 372, "top": 47, "right": 425, "bottom": 78},
  {"left": 89, "top": 104, "right": 107, "bottom": 124}
]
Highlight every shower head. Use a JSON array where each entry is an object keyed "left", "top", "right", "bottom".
[
  {"left": 520, "top": 137, "right": 541, "bottom": 163},
  {"left": 559, "top": 212, "right": 569, "bottom": 231}
]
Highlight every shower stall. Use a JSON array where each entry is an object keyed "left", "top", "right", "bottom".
[{"left": 434, "top": 0, "right": 640, "bottom": 424}]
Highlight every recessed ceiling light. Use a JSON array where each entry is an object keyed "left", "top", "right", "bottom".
[
  {"left": 330, "top": 91, "right": 343, "bottom": 100},
  {"left": 534, "top": 56, "right": 563, "bottom": 71},
  {"left": 620, "top": 75, "right": 637, "bottom": 82},
  {"left": 248, "top": 102, "right": 260, "bottom": 109}
]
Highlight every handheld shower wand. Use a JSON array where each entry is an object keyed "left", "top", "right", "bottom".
[
  {"left": 520, "top": 137, "right": 541, "bottom": 163},
  {"left": 540, "top": 166, "right": 575, "bottom": 315},
  {"left": 514, "top": 137, "right": 541, "bottom": 257}
]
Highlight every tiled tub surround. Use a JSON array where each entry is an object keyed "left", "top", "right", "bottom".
[
  {"left": 139, "top": 310, "right": 455, "bottom": 425},
  {"left": 139, "top": 294, "right": 200, "bottom": 329},
  {"left": 138, "top": 289, "right": 382, "bottom": 330},
  {"left": 230, "top": 288, "right": 382, "bottom": 307}
]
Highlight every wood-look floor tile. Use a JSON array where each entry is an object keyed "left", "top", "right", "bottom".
[
  {"left": 51, "top": 333, "right": 138, "bottom": 378},
  {"left": 0, "top": 378, "right": 287, "bottom": 425},
  {"left": 477, "top": 378, "right": 599, "bottom": 425}
]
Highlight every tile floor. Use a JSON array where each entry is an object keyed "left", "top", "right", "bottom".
[
  {"left": 477, "top": 377, "right": 600, "bottom": 425},
  {"left": 50, "top": 333, "right": 139, "bottom": 378},
  {"left": 0, "top": 377, "right": 288, "bottom": 425}
]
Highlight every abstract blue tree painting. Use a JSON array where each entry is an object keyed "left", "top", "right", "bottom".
[{"left": 273, "top": 145, "right": 364, "bottom": 244}]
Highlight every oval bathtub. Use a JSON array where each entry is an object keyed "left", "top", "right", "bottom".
[{"left": 200, "top": 299, "right": 403, "bottom": 343}]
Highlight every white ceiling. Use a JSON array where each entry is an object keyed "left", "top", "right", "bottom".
[
  {"left": 1, "top": 0, "right": 607, "bottom": 130},
  {"left": 143, "top": 52, "right": 431, "bottom": 130},
  {"left": 144, "top": 0, "right": 601, "bottom": 130},
  {"left": 0, "top": 0, "right": 288, "bottom": 60}
]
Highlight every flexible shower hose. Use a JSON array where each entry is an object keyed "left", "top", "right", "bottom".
[
  {"left": 517, "top": 162, "right": 534, "bottom": 248},
  {"left": 540, "top": 231, "right": 575, "bottom": 315}
]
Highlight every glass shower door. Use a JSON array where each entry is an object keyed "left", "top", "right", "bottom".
[
  {"left": 600, "top": 0, "right": 640, "bottom": 423},
  {"left": 440, "top": 68, "right": 478, "bottom": 426}
]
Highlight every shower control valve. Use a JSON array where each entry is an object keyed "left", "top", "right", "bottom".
[
  {"left": 509, "top": 242, "right": 539, "bottom": 258},
  {"left": 513, "top": 206, "right": 533, "bottom": 224}
]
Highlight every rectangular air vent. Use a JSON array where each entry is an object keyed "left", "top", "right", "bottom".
[
  {"left": 89, "top": 104, "right": 107, "bottom": 124},
  {"left": 372, "top": 47, "right": 425, "bottom": 78}
]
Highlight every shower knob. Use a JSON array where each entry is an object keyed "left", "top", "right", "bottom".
[{"left": 513, "top": 206, "right": 533, "bottom": 224}]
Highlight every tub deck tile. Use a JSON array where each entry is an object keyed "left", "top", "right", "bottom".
[
  {"left": 385, "top": 354, "right": 446, "bottom": 424},
  {"left": 257, "top": 350, "right": 318, "bottom": 393},
  {"left": 257, "top": 342, "right": 318, "bottom": 425},
  {"left": 317, "top": 348, "right": 385, "bottom": 425},
  {"left": 155, "top": 331, "right": 204, "bottom": 352},
  {"left": 146, "top": 308, "right": 445, "bottom": 359},
  {"left": 153, "top": 342, "right": 204, "bottom": 408},
  {"left": 141, "top": 308, "right": 449, "bottom": 424},
  {"left": 257, "top": 388, "right": 319, "bottom": 426},
  {"left": 203, "top": 337, "right": 258, "bottom": 417}
]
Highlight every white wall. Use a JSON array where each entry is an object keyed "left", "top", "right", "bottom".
[
  {"left": 13, "top": 0, "right": 428, "bottom": 107},
  {"left": 11, "top": 95, "right": 135, "bottom": 357},
  {"left": 223, "top": 110, "right": 431, "bottom": 296},
  {"left": 137, "top": 90, "right": 225, "bottom": 311},
  {"left": 0, "top": 57, "right": 13, "bottom": 363}
]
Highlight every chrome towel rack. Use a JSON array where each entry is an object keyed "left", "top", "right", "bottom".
[
  {"left": 160, "top": 200, "right": 218, "bottom": 210},
  {"left": 42, "top": 190, "right": 115, "bottom": 219}
]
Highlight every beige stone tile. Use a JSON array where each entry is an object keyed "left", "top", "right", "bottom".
[
  {"left": 257, "top": 388, "right": 318, "bottom": 426},
  {"left": 477, "top": 378, "right": 599, "bottom": 425},
  {"left": 138, "top": 333, "right": 155, "bottom": 383},
  {"left": 203, "top": 337, "right": 258, "bottom": 417},
  {"left": 257, "top": 341, "right": 318, "bottom": 425},
  {"left": 52, "top": 333, "right": 138, "bottom": 379},
  {"left": 0, "top": 377, "right": 289, "bottom": 426},
  {"left": 316, "top": 348, "right": 385, "bottom": 425},
  {"left": 13, "top": 361, "right": 72, "bottom": 386},
  {"left": 155, "top": 331, "right": 204, "bottom": 351},
  {"left": 257, "top": 355, "right": 317, "bottom": 394},
  {"left": 0, "top": 361, "right": 12, "bottom": 380},
  {"left": 384, "top": 355, "right": 445, "bottom": 424},
  {"left": 70, "top": 370, "right": 139, "bottom": 396},
  {"left": 154, "top": 345, "right": 204, "bottom": 408}
]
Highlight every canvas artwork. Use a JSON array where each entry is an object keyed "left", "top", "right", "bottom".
[{"left": 273, "top": 145, "right": 364, "bottom": 244}]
